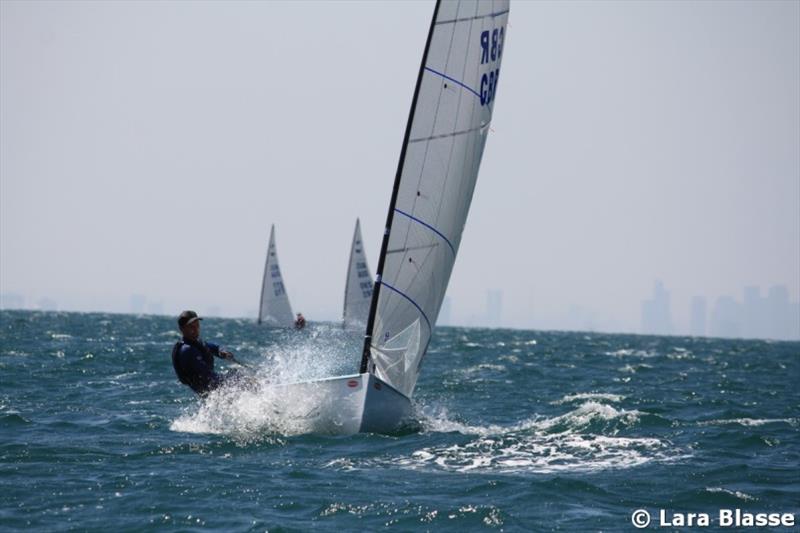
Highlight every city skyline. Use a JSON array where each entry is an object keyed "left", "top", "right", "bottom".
[{"left": 3, "top": 278, "right": 798, "bottom": 341}]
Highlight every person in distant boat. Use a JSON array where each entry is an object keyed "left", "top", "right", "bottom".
[
  {"left": 170, "top": 310, "right": 234, "bottom": 395},
  {"left": 294, "top": 312, "right": 306, "bottom": 330}
]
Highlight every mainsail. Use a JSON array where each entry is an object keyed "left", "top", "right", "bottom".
[
  {"left": 258, "top": 225, "right": 294, "bottom": 326},
  {"left": 361, "top": 0, "right": 509, "bottom": 397},
  {"left": 343, "top": 218, "right": 374, "bottom": 329}
]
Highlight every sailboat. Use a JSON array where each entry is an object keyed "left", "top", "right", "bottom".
[
  {"left": 257, "top": 225, "right": 295, "bottom": 327},
  {"left": 268, "top": 0, "right": 509, "bottom": 433},
  {"left": 342, "top": 218, "right": 374, "bottom": 329}
]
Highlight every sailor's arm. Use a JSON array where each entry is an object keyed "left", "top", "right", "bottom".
[{"left": 206, "top": 342, "right": 233, "bottom": 360}]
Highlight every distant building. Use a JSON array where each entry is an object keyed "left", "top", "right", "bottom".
[
  {"left": 790, "top": 303, "right": 800, "bottom": 340},
  {"left": 690, "top": 296, "right": 707, "bottom": 337},
  {"left": 147, "top": 301, "right": 164, "bottom": 316},
  {"left": 641, "top": 280, "right": 673, "bottom": 335},
  {"left": 130, "top": 294, "right": 146, "bottom": 314},
  {"left": 710, "top": 296, "right": 741, "bottom": 338},
  {"left": 704, "top": 285, "right": 799, "bottom": 340},
  {"left": 566, "top": 305, "right": 597, "bottom": 332},
  {"left": 0, "top": 292, "right": 25, "bottom": 310},
  {"left": 486, "top": 290, "right": 503, "bottom": 328},
  {"left": 742, "top": 286, "right": 764, "bottom": 338},
  {"left": 765, "top": 285, "right": 796, "bottom": 340},
  {"left": 37, "top": 298, "right": 58, "bottom": 311}
]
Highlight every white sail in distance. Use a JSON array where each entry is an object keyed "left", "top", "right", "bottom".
[
  {"left": 258, "top": 225, "right": 294, "bottom": 326},
  {"left": 363, "top": 0, "right": 509, "bottom": 397},
  {"left": 343, "top": 219, "right": 374, "bottom": 329}
]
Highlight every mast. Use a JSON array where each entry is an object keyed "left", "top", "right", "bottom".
[{"left": 360, "top": 0, "right": 442, "bottom": 373}]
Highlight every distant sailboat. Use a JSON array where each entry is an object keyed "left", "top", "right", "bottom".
[
  {"left": 258, "top": 225, "right": 294, "bottom": 327},
  {"left": 342, "top": 219, "right": 373, "bottom": 329},
  {"left": 264, "top": 0, "right": 509, "bottom": 433}
]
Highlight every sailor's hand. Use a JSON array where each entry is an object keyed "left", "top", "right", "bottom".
[{"left": 220, "top": 350, "right": 234, "bottom": 359}]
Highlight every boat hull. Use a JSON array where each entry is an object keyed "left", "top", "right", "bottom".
[{"left": 268, "top": 372, "right": 412, "bottom": 435}]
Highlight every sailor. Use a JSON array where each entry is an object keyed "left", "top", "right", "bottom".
[
  {"left": 294, "top": 312, "right": 306, "bottom": 330},
  {"left": 171, "top": 310, "right": 234, "bottom": 395}
]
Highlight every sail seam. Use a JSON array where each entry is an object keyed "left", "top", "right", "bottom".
[
  {"left": 379, "top": 281, "right": 432, "bottom": 332},
  {"left": 435, "top": 8, "right": 510, "bottom": 25},
  {"left": 394, "top": 208, "right": 456, "bottom": 256},
  {"left": 423, "top": 67, "right": 480, "bottom": 100},
  {"left": 387, "top": 243, "right": 438, "bottom": 254}
]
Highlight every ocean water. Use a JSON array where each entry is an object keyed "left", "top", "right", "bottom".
[{"left": 1, "top": 310, "right": 798, "bottom": 531}]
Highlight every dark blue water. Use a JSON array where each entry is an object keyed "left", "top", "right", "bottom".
[{"left": 1, "top": 310, "right": 798, "bottom": 531}]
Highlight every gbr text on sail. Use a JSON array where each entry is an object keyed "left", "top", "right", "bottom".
[{"left": 479, "top": 26, "right": 504, "bottom": 106}]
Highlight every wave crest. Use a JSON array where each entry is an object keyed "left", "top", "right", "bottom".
[{"left": 373, "top": 401, "right": 685, "bottom": 474}]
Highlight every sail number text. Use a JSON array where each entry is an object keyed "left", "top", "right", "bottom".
[
  {"left": 357, "top": 261, "right": 373, "bottom": 298},
  {"left": 270, "top": 264, "right": 286, "bottom": 297},
  {"left": 479, "top": 27, "right": 504, "bottom": 106}
]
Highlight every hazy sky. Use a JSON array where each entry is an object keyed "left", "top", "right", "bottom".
[{"left": 2, "top": 0, "right": 798, "bottom": 333}]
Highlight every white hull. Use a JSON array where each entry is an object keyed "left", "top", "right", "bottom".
[{"left": 268, "top": 372, "right": 412, "bottom": 435}]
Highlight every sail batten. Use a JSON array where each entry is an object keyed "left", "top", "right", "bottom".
[
  {"left": 409, "top": 124, "right": 486, "bottom": 143},
  {"left": 423, "top": 67, "right": 482, "bottom": 99},
  {"left": 361, "top": 0, "right": 509, "bottom": 397},
  {"left": 436, "top": 7, "right": 510, "bottom": 25}
]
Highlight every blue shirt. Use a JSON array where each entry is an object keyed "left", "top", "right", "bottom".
[{"left": 172, "top": 337, "right": 225, "bottom": 395}]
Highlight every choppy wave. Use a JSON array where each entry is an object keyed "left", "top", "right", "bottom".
[
  {"left": 0, "top": 412, "right": 31, "bottom": 426},
  {"left": 705, "top": 487, "right": 758, "bottom": 502},
  {"left": 457, "top": 363, "right": 507, "bottom": 377},
  {"left": 551, "top": 392, "right": 626, "bottom": 405},
  {"left": 538, "top": 401, "right": 645, "bottom": 433},
  {"left": 330, "top": 401, "right": 685, "bottom": 475},
  {"left": 393, "top": 433, "right": 675, "bottom": 474},
  {"left": 617, "top": 363, "right": 654, "bottom": 374},
  {"left": 605, "top": 348, "right": 660, "bottom": 358},
  {"left": 697, "top": 418, "right": 799, "bottom": 427},
  {"left": 317, "top": 500, "right": 506, "bottom": 528}
]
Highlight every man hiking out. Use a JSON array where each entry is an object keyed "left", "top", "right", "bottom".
[{"left": 170, "top": 310, "right": 235, "bottom": 395}]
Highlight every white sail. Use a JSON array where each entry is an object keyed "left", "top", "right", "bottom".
[
  {"left": 343, "top": 219, "right": 374, "bottom": 329},
  {"left": 258, "top": 225, "right": 294, "bottom": 326},
  {"left": 363, "top": 0, "right": 509, "bottom": 397}
]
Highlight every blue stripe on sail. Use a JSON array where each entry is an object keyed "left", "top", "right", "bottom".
[
  {"left": 394, "top": 208, "right": 456, "bottom": 256},
  {"left": 379, "top": 281, "right": 432, "bottom": 333},
  {"left": 423, "top": 67, "right": 481, "bottom": 100}
]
